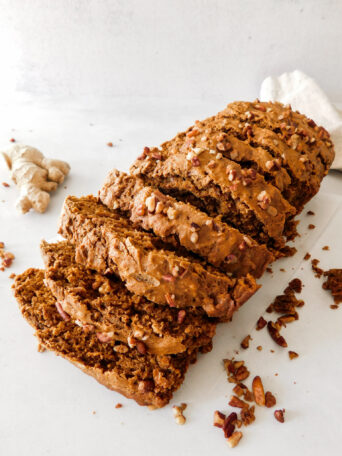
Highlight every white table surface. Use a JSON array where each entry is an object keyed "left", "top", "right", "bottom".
[{"left": 0, "top": 96, "right": 341, "bottom": 456}]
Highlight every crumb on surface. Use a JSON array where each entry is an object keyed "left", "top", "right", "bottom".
[
  {"left": 266, "top": 267, "right": 273, "bottom": 274},
  {"left": 323, "top": 269, "right": 342, "bottom": 305},
  {"left": 307, "top": 210, "right": 315, "bottom": 215},
  {"left": 304, "top": 252, "right": 311, "bottom": 261},
  {"left": 115, "top": 403, "right": 123, "bottom": 409},
  {"left": 322, "top": 245, "right": 330, "bottom": 251},
  {"left": 311, "top": 258, "right": 324, "bottom": 278},
  {"left": 9, "top": 138, "right": 15, "bottom": 142},
  {"left": 107, "top": 142, "right": 113, "bottom": 147},
  {"left": 308, "top": 224, "right": 315, "bottom": 230},
  {"left": 2, "top": 182, "right": 10, "bottom": 187},
  {"left": 256, "top": 345, "right": 262, "bottom": 351},
  {"left": 279, "top": 268, "right": 285, "bottom": 272}
]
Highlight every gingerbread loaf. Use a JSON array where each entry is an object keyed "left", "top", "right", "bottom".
[
  {"left": 40, "top": 240, "right": 216, "bottom": 355},
  {"left": 14, "top": 269, "right": 199, "bottom": 408},
  {"left": 58, "top": 195, "right": 259, "bottom": 319}
]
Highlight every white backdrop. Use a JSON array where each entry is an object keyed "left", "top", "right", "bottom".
[{"left": 0, "top": 0, "right": 341, "bottom": 102}]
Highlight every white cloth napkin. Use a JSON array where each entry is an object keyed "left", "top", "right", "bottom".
[{"left": 260, "top": 70, "right": 342, "bottom": 171}]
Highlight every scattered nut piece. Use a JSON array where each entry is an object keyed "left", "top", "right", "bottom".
[
  {"left": 267, "top": 321, "right": 288, "bottom": 347},
  {"left": 274, "top": 409, "right": 285, "bottom": 423},
  {"left": 240, "top": 405, "right": 255, "bottom": 426},
  {"left": 227, "top": 431, "right": 243, "bottom": 448},
  {"left": 173, "top": 403, "right": 187, "bottom": 425},
  {"left": 240, "top": 335, "right": 251, "bottom": 350},
  {"left": 252, "top": 376, "right": 265, "bottom": 406},
  {"left": 265, "top": 391, "right": 276, "bottom": 408},
  {"left": 256, "top": 316, "right": 267, "bottom": 330},
  {"left": 229, "top": 395, "right": 248, "bottom": 409},
  {"left": 288, "top": 351, "right": 299, "bottom": 360},
  {"left": 213, "top": 410, "right": 226, "bottom": 428}
]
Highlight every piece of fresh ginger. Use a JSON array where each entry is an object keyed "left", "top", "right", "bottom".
[{"left": 2, "top": 144, "right": 70, "bottom": 214}]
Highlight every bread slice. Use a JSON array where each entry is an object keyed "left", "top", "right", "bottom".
[
  {"left": 99, "top": 169, "right": 274, "bottom": 278},
  {"left": 40, "top": 240, "right": 216, "bottom": 355},
  {"left": 13, "top": 268, "right": 198, "bottom": 408},
  {"left": 130, "top": 101, "right": 334, "bottom": 253},
  {"left": 58, "top": 195, "right": 259, "bottom": 320}
]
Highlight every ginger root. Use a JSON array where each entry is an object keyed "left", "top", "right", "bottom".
[{"left": 1, "top": 144, "right": 70, "bottom": 214}]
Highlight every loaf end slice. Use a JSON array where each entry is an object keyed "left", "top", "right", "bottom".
[{"left": 13, "top": 268, "right": 196, "bottom": 408}]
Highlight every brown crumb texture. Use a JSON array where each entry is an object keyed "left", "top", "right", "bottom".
[
  {"left": 115, "top": 403, "right": 122, "bottom": 409},
  {"left": 308, "top": 224, "right": 315, "bottom": 230},
  {"left": 311, "top": 258, "right": 324, "bottom": 278},
  {"left": 304, "top": 252, "right": 311, "bottom": 261},
  {"left": 322, "top": 245, "right": 330, "bottom": 251},
  {"left": 307, "top": 210, "right": 315, "bottom": 215},
  {"left": 286, "top": 278, "right": 302, "bottom": 293},
  {"left": 322, "top": 269, "right": 342, "bottom": 305},
  {"left": 40, "top": 240, "right": 216, "bottom": 356},
  {"left": 58, "top": 195, "right": 259, "bottom": 320},
  {"left": 13, "top": 269, "right": 196, "bottom": 409}
]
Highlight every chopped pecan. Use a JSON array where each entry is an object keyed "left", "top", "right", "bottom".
[
  {"left": 173, "top": 404, "right": 186, "bottom": 425},
  {"left": 240, "top": 405, "right": 255, "bottom": 426},
  {"left": 213, "top": 410, "right": 226, "bottom": 428},
  {"left": 165, "top": 293, "right": 176, "bottom": 307},
  {"left": 55, "top": 302, "right": 70, "bottom": 321},
  {"left": 229, "top": 395, "right": 248, "bottom": 409},
  {"left": 162, "top": 274, "right": 175, "bottom": 282},
  {"left": 256, "top": 316, "right": 267, "bottom": 330},
  {"left": 274, "top": 409, "right": 285, "bottom": 423},
  {"left": 177, "top": 310, "right": 186, "bottom": 324},
  {"left": 267, "top": 321, "right": 288, "bottom": 347},
  {"left": 252, "top": 376, "right": 265, "bottom": 406},
  {"left": 136, "top": 341, "right": 147, "bottom": 354},
  {"left": 232, "top": 384, "right": 245, "bottom": 397},
  {"left": 265, "top": 391, "right": 276, "bottom": 408},
  {"left": 223, "top": 412, "right": 238, "bottom": 438},
  {"left": 288, "top": 351, "right": 299, "bottom": 360},
  {"left": 227, "top": 431, "right": 243, "bottom": 448},
  {"left": 240, "top": 335, "right": 251, "bottom": 350}
]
